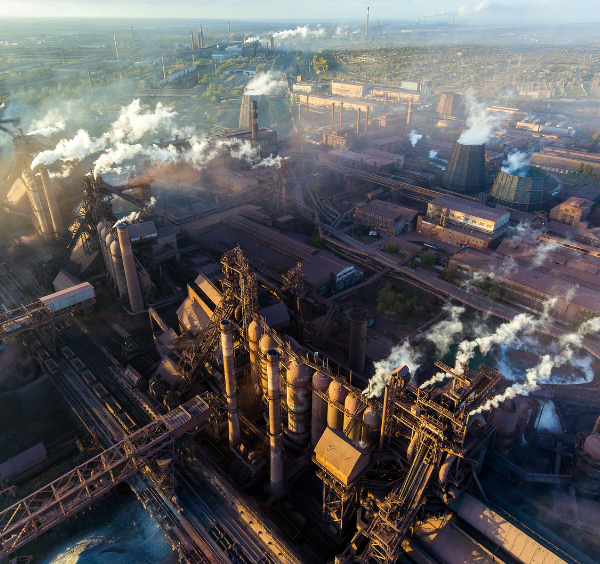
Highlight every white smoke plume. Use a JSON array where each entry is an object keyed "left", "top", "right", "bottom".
[
  {"left": 273, "top": 25, "right": 325, "bottom": 40},
  {"left": 429, "top": 150, "right": 438, "bottom": 159},
  {"left": 420, "top": 371, "right": 452, "bottom": 389},
  {"left": 364, "top": 341, "right": 421, "bottom": 398},
  {"left": 408, "top": 130, "right": 422, "bottom": 147},
  {"left": 32, "top": 129, "right": 107, "bottom": 169},
  {"left": 502, "top": 151, "right": 531, "bottom": 175},
  {"left": 537, "top": 400, "right": 562, "bottom": 433},
  {"left": 245, "top": 71, "right": 287, "bottom": 96},
  {"left": 245, "top": 36, "right": 260, "bottom": 42},
  {"left": 27, "top": 109, "right": 66, "bottom": 137},
  {"left": 116, "top": 197, "right": 157, "bottom": 226},
  {"left": 457, "top": 0, "right": 490, "bottom": 17},
  {"left": 457, "top": 88, "right": 504, "bottom": 145},
  {"left": 425, "top": 305, "right": 465, "bottom": 356}
]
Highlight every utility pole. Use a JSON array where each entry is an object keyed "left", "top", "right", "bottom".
[{"left": 114, "top": 35, "right": 119, "bottom": 59}]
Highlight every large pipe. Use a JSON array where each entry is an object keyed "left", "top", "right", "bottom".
[
  {"left": 117, "top": 224, "right": 144, "bottom": 313},
  {"left": 311, "top": 371, "right": 332, "bottom": 446},
  {"left": 266, "top": 349, "right": 284, "bottom": 497},
  {"left": 22, "top": 170, "right": 50, "bottom": 235},
  {"left": 286, "top": 362, "right": 312, "bottom": 446},
  {"left": 407, "top": 99, "right": 413, "bottom": 126},
  {"left": 110, "top": 239, "right": 127, "bottom": 297},
  {"left": 347, "top": 308, "right": 370, "bottom": 375},
  {"left": 221, "top": 320, "right": 241, "bottom": 449},
  {"left": 251, "top": 100, "right": 259, "bottom": 144},
  {"left": 259, "top": 333, "right": 277, "bottom": 398},
  {"left": 248, "top": 321, "right": 264, "bottom": 393}
]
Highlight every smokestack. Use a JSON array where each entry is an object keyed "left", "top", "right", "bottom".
[
  {"left": 190, "top": 31, "right": 194, "bottom": 50},
  {"left": 110, "top": 239, "right": 128, "bottom": 298},
  {"left": 228, "top": 22, "right": 231, "bottom": 37},
  {"left": 117, "top": 224, "right": 144, "bottom": 313},
  {"left": 105, "top": 231, "right": 117, "bottom": 284},
  {"left": 114, "top": 35, "right": 119, "bottom": 59},
  {"left": 270, "top": 36, "right": 274, "bottom": 52},
  {"left": 331, "top": 103, "right": 335, "bottom": 131},
  {"left": 365, "top": 7, "right": 370, "bottom": 39},
  {"left": 22, "top": 170, "right": 50, "bottom": 236},
  {"left": 221, "top": 320, "right": 241, "bottom": 449},
  {"left": 347, "top": 308, "right": 370, "bottom": 375},
  {"left": 199, "top": 26, "right": 204, "bottom": 48},
  {"left": 162, "top": 57, "right": 166, "bottom": 80},
  {"left": 407, "top": 99, "right": 413, "bottom": 126},
  {"left": 266, "top": 349, "right": 284, "bottom": 497},
  {"left": 251, "top": 100, "right": 259, "bottom": 144},
  {"left": 356, "top": 108, "right": 361, "bottom": 137},
  {"left": 131, "top": 26, "right": 136, "bottom": 50},
  {"left": 87, "top": 70, "right": 93, "bottom": 96},
  {"left": 365, "top": 106, "right": 369, "bottom": 134},
  {"left": 340, "top": 102, "right": 343, "bottom": 128},
  {"left": 39, "top": 167, "right": 64, "bottom": 234}
]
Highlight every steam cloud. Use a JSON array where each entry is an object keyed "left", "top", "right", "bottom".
[
  {"left": 273, "top": 25, "right": 325, "bottom": 40},
  {"left": 457, "top": 1, "right": 490, "bottom": 17},
  {"left": 501, "top": 151, "right": 531, "bottom": 176},
  {"left": 27, "top": 109, "right": 66, "bottom": 137},
  {"left": 245, "top": 71, "right": 287, "bottom": 96},
  {"left": 429, "top": 150, "right": 438, "bottom": 159},
  {"left": 408, "top": 130, "right": 422, "bottom": 147},
  {"left": 457, "top": 88, "right": 504, "bottom": 145}
]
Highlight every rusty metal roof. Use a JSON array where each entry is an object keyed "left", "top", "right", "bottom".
[{"left": 314, "top": 427, "right": 370, "bottom": 486}]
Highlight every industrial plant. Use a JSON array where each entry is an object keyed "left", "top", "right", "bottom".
[{"left": 1, "top": 10, "right": 600, "bottom": 564}]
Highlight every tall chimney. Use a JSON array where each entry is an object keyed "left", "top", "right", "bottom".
[
  {"left": 331, "top": 103, "right": 335, "bottom": 131},
  {"left": 221, "top": 320, "right": 241, "bottom": 449},
  {"left": 162, "top": 57, "right": 166, "bottom": 80},
  {"left": 270, "top": 36, "right": 274, "bottom": 52},
  {"left": 348, "top": 308, "right": 370, "bottom": 375},
  {"left": 110, "top": 239, "right": 128, "bottom": 298},
  {"left": 117, "top": 224, "right": 144, "bottom": 313},
  {"left": 340, "top": 102, "right": 343, "bottom": 128},
  {"left": 39, "top": 167, "right": 64, "bottom": 234},
  {"left": 197, "top": 32, "right": 200, "bottom": 49},
  {"left": 87, "top": 70, "right": 93, "bottom": 96},
  {"left": 190, "top": 31, "right": 194, "bottom": 50},
  {"left": 266, "top": 349, "right": 284, "bottom": 497},
  {"left": 199, "top": 26, "right": 204, "bottom": 48},
  {"left": 228, "top": 22, "right": 231, "bottom": 38},
  {"left": 114, "top": 35, "right": 119, "bottom": 59},
  {"left": 22, "top": 170, "right": 50, "bottom": 235},
  {"left": 365, "top": 106, "right": 369, "bottom": 134},
  {"left": 356, "top": 108, "right": 361, "bottom": 137},
  {"left": 407, "top": 99, "right": 413, "bottom": 126},
  {"left": 365, "top": 7, "right": 370, "bottom": 40},
  {"left": 251, "top": 100, "right": 259, "bottom": 144},
  {"left": 131, "top": 26, "right": 136, "bottom": 50}
]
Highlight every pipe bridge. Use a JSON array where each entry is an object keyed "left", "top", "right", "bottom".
[{"left": 0, "top": 395, "right": 217, "bottom": 559}]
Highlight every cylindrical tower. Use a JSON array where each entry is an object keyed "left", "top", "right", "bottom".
[
  {"left": 344, "top": 394, "right": 363, "bottom": 443},
  {"left": 39, "top": 166, "right": 64, "bottom": 234},
  {"left": 97, "top": 221, "right": 108, "bottom": 276},
  {"left": 247, "top": 320, "right": 264, "bottom": 393},
  {"left": 407, "top": 100, "right": 413, "bottom": 126},
  {"left": 362, "top": 408, "right": 381, "bottom": 449},
  {"left": 22, "top": 170, "right": 50, "bottom": 235},
  {"left": 251, "top": 100, "right": 259, "bottom": 144},
  {"left": 572, "top": 416, "right": 600, "bottom": 498},
  {"left": 266, "top": 349, "right": 284, "bottom": 497},
  {"left": 117, "top": 224, "right": 144, "bottom": 313},
  {"left": 311, "top": 371, "right": 332, "bottom": 446},
  {"left": 105, "top": 231, "right": 117, "bottom": 283},
  {"left": 221, "top": 319, "right": 241, "bottom": 449},
  {"left": 259, "top": 334, "right": 277, "bottom": 398},
  {"left": 327, "top": 380, "right": 348, "bottom": 432},
  {"left": 110, "top": 240, "right": 128, "bottom": 298},
  {"left": 286, "top": 362, "right": 313, "bottom": 446},
  {"left": 489, "top": 167, "right": 553, "bottom": 211},
  {"left": 348, "top": 308, "right": 370, "bottom": 375},
  {"left": 442, "top": 142, "right": 486, "bottom": 194},
  {"left": 491, "top": 398, "right": 519, "bottom": 456}
]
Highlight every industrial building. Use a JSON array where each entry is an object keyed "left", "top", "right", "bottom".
[
  {"left": 326, "top": 148, "right": 396, "bottom": 174},
  {"left": 330, "top": 81, "right": 368, "bottom": 98},
  {"left": 417, "top": 196, "right": 509, "bottom": 249},
  {"left": 355, "top": 199, "right": 418, "bottom": 235},
  {"left": 436, "top": 92, "right": 462, "bottom": 117},
  {"left": 292, "top": 80, "right": 317, "bottom": 93},
  {"left": 531, "top": 146, "right": 600, "bottom": 175},
  {"left": 549, "top": 197, "right": 594, "bottom": 227}
]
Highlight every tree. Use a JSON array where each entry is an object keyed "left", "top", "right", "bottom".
[
  {"left": 384, "top": 242, "right": 397, "bottom": 253},
  {"left": 419, "top": 252, "right": 437, "bottom": 267}
]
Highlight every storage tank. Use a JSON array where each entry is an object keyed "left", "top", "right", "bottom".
[
  {"left": 311, "top": 371, "right": 332, "bottom": 446},
  {"left": 97, "top": 222, "right": 108, "bottom": 275},
  {"left": 344, "top": 394, "right": 363, "bottom": 443},
  {"left": 347, "top": 308, "right": 370, "bottom": 375},
  {"left": 489, "top": 167, "right": 553, "bottom": 211},
  {"left": 259, "top": 334, "right": 277, "bottom": 397},
  {"left": 105, "top": 231, "right": 117, "bottom": 283},
  {"left": 266, "top": 349, "right": 284, "bottom": 497},
  {"left": 362, "top": 408, "right": 382, "bottom": 449},
  {"left": 110, "top": 239, "right": 128, "bottom": 298},
  {"left": 248, "top": 321, "right": 264, "bottom": 393},
  {"left": 442, "top": 142, "right": 486, "bottom": 194},
  {"left": 286, "top": 362, "right": 313, "bottom": 445},
  {"left": 327, "top": 380, "right": 348, "bottom": 431}
]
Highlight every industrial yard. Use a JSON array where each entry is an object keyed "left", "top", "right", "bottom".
[{"left": 1, "top": 9, "right": 600, "bottom": 564}]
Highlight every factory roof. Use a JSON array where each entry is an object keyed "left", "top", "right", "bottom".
[
  {"left": 357, "top": 199, "right": 418, "bottom": 222},
  {"left": 259, "top": 302, "right": 290, "bottom": 328},
  {"left": 429, "top": 196, "right": 509, "bottom": 223},
  {"left": 362, "top": 148, "right": 403, "bottom": 162},
  {"left": 127, "top": 221, "right": 157, "bottom": 242},
  {"left": 304, "top": 93, "right": 379, "bottom": 109},
  {"left": 303, "top": 251, "right": 354, "bottom": 284},
  {"left": 314, "top": 427, "right": 370, "bottom": 486},
  {"left": 556, "top": 197, "right": 594, "bottom": 210},
  {"left": 53, "top": 269, "right": 81, "bottom": 293},
  {"left": 366, "top": 135, "right": 405, "bottom": 147},
  {"left": 40, "top": 282, "right": 95, "bottom": 311},
  {"left": 177, "top": 296, "right": 211, "bottom": 336},
  {"left": 328, "top": 149, "right": 394, "bottom": 168},
  {"left": 0, "top": 442, "right": 47, "bottom": 481}
]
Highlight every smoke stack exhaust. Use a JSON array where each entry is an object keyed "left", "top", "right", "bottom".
[
  {"left": 199, "top": 26, "right": 203, "bottom": 48},
  {"left": 39, "top": 167, "right": 64, "bottom": 234},
  {"left": 221, "top": 320, "right": 241, "bottom": 449},
  {"left": 356, "top": 108, "right": 361, "bottom": 137},
  {"left": 407, "top": 99, "right": 413, "bottom": 126},
  {"left": 331, "top": 103, "right": 335, "bottom": 131},
  {"left": 270, "top": 36, "right": 274, "bottom": 52},
  {"left": 348, "top": 308, "right": 370, "bottom": 375},
  {"left": 340, "top": 102, "right": 343, "bottom": 128},
  {"left": 365, "top": 7, "right": 370, "bottom": 39},
  {"left": 266, "top": 349, "right": 284, "bottom": 497},
  {"left": 131, "top": 26, "right": 136, "bottom": 50},
  {"left": 251, "top": 100, "right": 259, "bottom": 144},
  {"left": 117, "top": 224, "right": 144, "bottom": 313}
]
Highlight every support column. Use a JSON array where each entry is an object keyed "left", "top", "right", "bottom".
[
  {"left": 266, "top": 349, "right": 284, "bottom": 497},
  {"left": 221, "top": 320, "right": 241, "bottom": 449}
]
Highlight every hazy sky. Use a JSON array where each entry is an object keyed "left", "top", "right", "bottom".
[{"left": 0, "top": 0, "right": 596, "bottom": 24}]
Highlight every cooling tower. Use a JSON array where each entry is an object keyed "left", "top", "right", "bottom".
[
  {"left": 442, "top": 142, "right": 486, "bottom": 194},
  {"left": 239, "top": 94, "right": 271, "bottom": 130},
  {"left": 489, "top": 167, "right": 552, "bottom": 211}
]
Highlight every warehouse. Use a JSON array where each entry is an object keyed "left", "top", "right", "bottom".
[
  {"left": 330, "top": 81, "right": 368, "bottom": 98},
  {"left": 355, "top": 200, "right": 418, "bottom": 236}
]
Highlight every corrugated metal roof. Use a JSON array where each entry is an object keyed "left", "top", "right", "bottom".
[
  {"left": 314, "top": 427, "right": 369, "bottom": 486},
  {"left": 430, "top": 196, "right": 508, "bottom": 223},
  {"left": 40, "top": 282, "right": 94, "bottom": 306},
  {"left": 357, "top": 199, "right": 418, "bottom": 222},
  {"left": 260, "top": 302, "right": 290, "bottom": 328},
  {"left": 53, "top": 269, "right": 81, "bottom": 292},
  {"left": 127, "top": 221, "right": 157, "bottom": 242},
  {"left": 457, "top": 494, "right": 567, "bottom": 564}
]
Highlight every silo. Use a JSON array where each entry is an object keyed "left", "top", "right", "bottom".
[
  {"left": 362, "top": 408, "right": 381, "bottom": 449},
  {"left": 105, "top": 231, "right": 117, "bottom": 283},
  {"left": 221, "top": 320, "right": 241, "bottom": 449},
  {"left": 247, "top": 321, "right": 264, "bottom": 392},
  {"left": 286, "top": 362, "right": 313, "bottom": 446},
  {"left": 117, "top": 224, "right": 144, "bottom": 313},
  {"left": 39, "top": 166, "right": 64, "bottom": 234},
  {"left": 347, "top": 308, "right": 370, "bottom": 375},
  {"left": 489, "top": 167, "right": 552, "bottom": 211},
  {"left": 110, "top": 239, "right": 128, "bottom": 298},
  {"left": 22, "top": 170, "right": 50, "bottom": 235},
  {"left": 442, "top": 142, "right": 486, "bottom": 194},
  {"left": 491, "top": 398, "right": 519, "bottom": 456},
  {"left": 343, "top": 394, "right": 363, "bottom": 443},
  {"left": 311, "top": 371, "right": 332, "bottom": 446},
  {"left": 266, "top": 349, "right": 284, "bottom": 497},
  {"left": 97, "top": 221, "right": 108, "bottom": 274},
  {"left": 259, "top": 334, "right": 277, "bottom": 397},
  {"left": 327, "top": 380, "right": 348, "bottom": 431}
]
